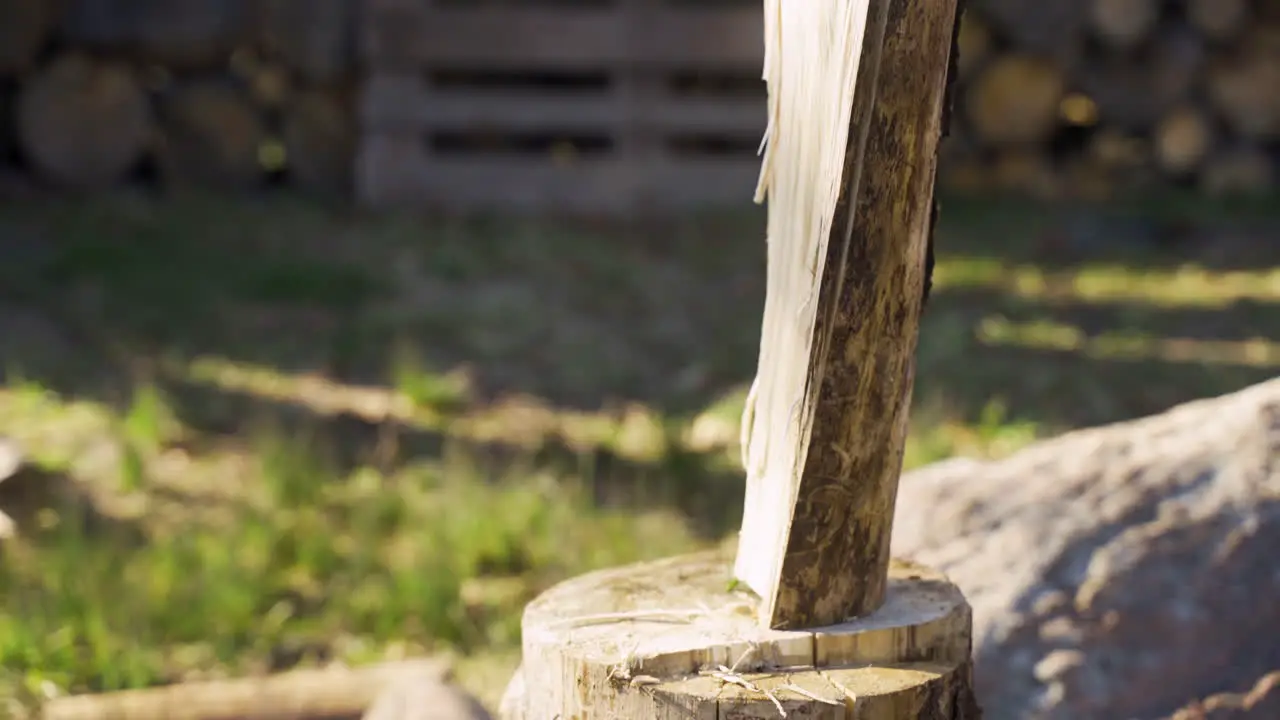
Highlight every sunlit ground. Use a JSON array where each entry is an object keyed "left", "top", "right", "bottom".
[{"left": 0, "top": 191, "right": 1276, "bottom": 713}]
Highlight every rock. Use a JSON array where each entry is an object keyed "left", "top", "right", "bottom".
[
  {"left": 1168, "top": 670, "right": 1280, "bottom": 719},
  {"left": 362, "top": 664, "right": 492, "bottom": 720},
  {"left": 892, "top": 378, "right": 1280, "bottom": 720}
]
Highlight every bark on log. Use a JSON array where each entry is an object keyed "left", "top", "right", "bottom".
[
  {"left": 1153, "top": 105, "right": 1214, "bottom": 176},
  {"left": 736, "top": 0, "right": 961, "bottom": 629},
  {"left": 15, "top": 54, "right": 153, "bottom": 189},
  {"left": 0, "top": 0, "right": 55, "bottom": 76},
  {"left": 282, "top": 87, "right": 355, "bottom": 195},
  {"left": 965, "top": 54, "right": 1065, "bottom": 146},
  {"left": 1089, "top": 0, "right": 1159, "bottom": 50},
  {"left": 156, "top": 78, "right": 267, "bottom": 191},
  {"left": 40, "top": 660, "right": 450, "bottom": 720},
  {"left": 258, "top": 0, "right": 355, "bottom": 83},
  {"left": 500, "top": 550, "right": 978, "bottom": 720}
]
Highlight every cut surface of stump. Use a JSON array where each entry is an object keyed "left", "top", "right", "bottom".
[
  {"left": 503, "top": 549, "right": 975, "bottom": 719},
  {"left": 16, "top": 54, "right": 153, "bottom": 189}
]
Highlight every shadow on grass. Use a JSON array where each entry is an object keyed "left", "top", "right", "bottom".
[
  {"left": 1, "top": 190, "right": 1279, "bottom": 483},
  {"left": 0, "top": 190, "right": 1278, "bottom": 702}
]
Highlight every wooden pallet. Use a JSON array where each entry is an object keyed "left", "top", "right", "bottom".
[{"left": 357, "top": 0, "right": 767, "bottom": 214}]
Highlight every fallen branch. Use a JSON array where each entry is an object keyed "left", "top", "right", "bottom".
[{"left": 40, "top": 659, "right": 450, "bottom": 720}]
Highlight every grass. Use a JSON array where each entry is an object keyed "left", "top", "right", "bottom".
[{"left": 0, "top": 190, "right": 1278, "bottom": 715}]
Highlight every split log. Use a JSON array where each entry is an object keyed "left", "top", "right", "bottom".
[
  {"left": 258, "top": 0, "right": 355, "bottom": 83},
  {"left": 1206, "top": 40, "right": 1280, "bottom": 140},
  {"left": 1089, "top": 0, "right": 1159, "bottom": 50},
  {"left": 965, "top": 54, "right": 1065, "bottom": 146},
  {"left": 0, "top": 0, "right": 54, "bottom": 76},
  {"left": 501, "top": 551, "right": 978, "bottom": 719},
  {"left": 282, "top": 87, "right": 355, "bottom": 195},
  {"left": 41, "top": 660, "right": 452, "bottom": 720},
  {"left": 736, "top": 0, "right": 959, "bottom": 628},
  {"left": 1186, "top": 0, "right": 1250, "bottom": 42},
  {"left": 1199, "top": 145, "right": 1274, "bottom": 196},
  {"left": 15, "top": 54, "right": 153, "bottom": 189},
  {"left": 501, "top": 0, "right": 976, "bottom": 715},
  {"left": 156, "top": 79, "right": 267, "bottom": 191},
  {"left": 1153, "top": 105, "right": 1214, "bottom": 176},
  {"left": 62, "top": 0, "right": 250, "bottom": 70}
]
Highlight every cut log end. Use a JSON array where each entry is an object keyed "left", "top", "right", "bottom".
[
  {"left": 156, "top": 79, "right": 267, "bottom": 191},
  {"left": 966, "top": 54, "right": 1065, "bottom": 146},
  {"left": 16, "top": 54, "right": 153, "bottom": 189},
  {"left": 503, "top": 549, "right": 974, "bottom": 719}
]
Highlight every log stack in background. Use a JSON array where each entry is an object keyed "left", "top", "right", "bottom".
[
  {"left": 2, "top": 0, "right": 1280, "bottom": 204},
  {"left": 948, "top": 0, "right": 1280, "bottom": 198},
  {"left": 0, "top": 0, "right": 357, "bottom": 197}
]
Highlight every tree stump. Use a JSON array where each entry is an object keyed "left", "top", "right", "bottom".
[
  {"left": 501, "top": 550, "right": 977, "bottom": 719},
  {"left": 156, "top": 78, "right": 266, "bottom": 191},
  {"left": 16, "top": 54, "right": 153, "bottom": 189},
  {"left": 499, "top": 0, "right": 972, "bottom": 715}
]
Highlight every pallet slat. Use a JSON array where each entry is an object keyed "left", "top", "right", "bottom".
[
  {"left": 358, "top": 134, "right": 762, "bottom": 213},
  {"left": 363, "top": 6, "right": 763, "bottom": 70},
  {"left": 361, "top": 74, "right": 764, "bottom": 137},
  {"left": 358, "top": 2, "right": 768, "bottom": 214},
  {"left": 361, "top": 75, "right": 623, "bottom": 133}
]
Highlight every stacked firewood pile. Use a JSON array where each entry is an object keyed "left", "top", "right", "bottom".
[
  {"left": 2, "top": 0, "right": 1279, "bottom": 203},
  {"left": 948, "top": 0, "right": 1280, "bottom": 198},
  {"left": 0, "top": 0, "right": 356, "bottom": 196}
]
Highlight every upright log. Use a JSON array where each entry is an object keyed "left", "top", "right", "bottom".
[
  {"left": 499, "top": 0, "right": 976, "bottom": 717},
  {"left": 736, "top": 0, "right": 960, "bottom": 630}
]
